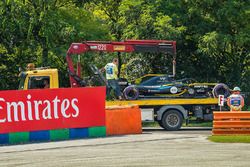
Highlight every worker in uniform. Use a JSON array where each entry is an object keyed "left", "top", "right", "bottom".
[
  {"left": 101, "top": 58, "right": 122, "bottom": 100},
  {"left": 227, "top": 87, "right": 245, "bottom": 111}
]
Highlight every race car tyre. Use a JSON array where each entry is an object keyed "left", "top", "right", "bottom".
[
  {"left": 212, "top": 83, "right": 230, "bottom": 98},
  {"left": 123, "top": 85, "right": 139, "bottom": 100},
  {"left": 161, "top": 110, "right": 183, "bottom": 131}
]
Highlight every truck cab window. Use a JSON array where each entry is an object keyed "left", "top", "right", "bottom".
[{"left": 28, "top": 76, "right": 50, "bottom": 89}]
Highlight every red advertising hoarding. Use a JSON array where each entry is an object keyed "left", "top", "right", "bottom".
[{"left": 0, "top": 87, "right": 106, "bottom": 134}]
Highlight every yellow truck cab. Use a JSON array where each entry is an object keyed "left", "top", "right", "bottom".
[{"left": 19, "top": 68, "right": 59, "bottom": 90}]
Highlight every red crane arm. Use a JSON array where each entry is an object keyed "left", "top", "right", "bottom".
[{"left": 66, "top": 40, "right": 176, "bottom": 87}]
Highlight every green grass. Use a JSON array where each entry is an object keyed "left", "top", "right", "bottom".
[
  {"left": 142, "top": 122, "right": 159, "bottom": 127},
  {"left": 183, "top": 121, "right": 212, "bottom": 127},
  {"left": 208, "top": 135, "right": 250, "bottom": 143},
  {"left": 142, "top": 121, "right": 212, "bottom": 127}
]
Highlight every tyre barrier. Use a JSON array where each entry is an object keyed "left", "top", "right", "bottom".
[
  {"left": 212, "top": 111, "right": 250, "bottom": 135},
  {"left": 105, "top": 105, "right": 142, "bottom": 135},
  {"left": 123, "top": 85, "right": 139, "bottom": 100},
  {"left": 212, "top": 83, "right": 230, "bottom": 98}
]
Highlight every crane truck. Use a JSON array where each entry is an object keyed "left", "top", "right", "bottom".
[{"left": 18, "top": 40, "right": 228, "bottom": 130}]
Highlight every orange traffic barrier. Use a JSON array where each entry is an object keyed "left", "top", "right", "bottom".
[
  {"left": 212, "top": 111, "right": 250, "bottom": 135},
  {"left": 105, "top": 105, "right": 142, "bottom": 136}
]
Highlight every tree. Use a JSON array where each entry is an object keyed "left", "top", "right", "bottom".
[
  {"left": 191, "top": 0, "right": 250, "bottom": 86},
  {"left": 86, "top": 0, "right": 185, "bottom": 79},
  {"left": 0, "top": 0, "right": 109, "bottom": 90}
]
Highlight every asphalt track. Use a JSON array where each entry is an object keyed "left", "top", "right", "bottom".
[{"left": 0, "top": 128, "right": 250, "bottom": 167}]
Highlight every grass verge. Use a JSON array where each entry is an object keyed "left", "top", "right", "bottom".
[
  {"left": 142, "top": 122, "right": 159, "bottom": 127},
  {"left": 208, "top": 135, "right": 250, "bottom": 143},
  {"left": 183, "top": 121, "right": 212, "bottom": 127},
  {"left": 142, "top": 121, "right": 212, "bottom": 127}
]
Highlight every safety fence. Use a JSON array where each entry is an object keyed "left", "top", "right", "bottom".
[{"left": 212, "top": 111, "right": 250, "bottom": 135}]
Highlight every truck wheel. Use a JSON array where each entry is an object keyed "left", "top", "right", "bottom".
[
  {"left": 157, "top": 121, "right": 164, "bottom": 129},
  {"left": 161, "top": 110, "right": 183, "bottom": 131}
]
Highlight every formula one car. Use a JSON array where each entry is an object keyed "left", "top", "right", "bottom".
[
  {"left": 123, "top": 75, "right": 230, "bottom": 100},
  {"left": 87, "top": 65, "right": 230, "bottom": 100}
]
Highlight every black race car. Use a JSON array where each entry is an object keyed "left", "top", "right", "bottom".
[
  {"left": 87, "top": 65, "right": 230, "bottom": 100},
  {"left": 123, "top": 75, "right": 230, "bottom": 100}
]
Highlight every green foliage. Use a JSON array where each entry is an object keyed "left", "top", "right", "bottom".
[
  {"left": 0, "top": 0, "right": 249, "bottom": 108},
  {"left": 0, "top": 0, "right": 109, "bottom": 90},
  {"left": 189, "top": 0, "right": 250, "bottom": 108}
]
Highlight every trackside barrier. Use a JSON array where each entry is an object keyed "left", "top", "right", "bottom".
[
  {"left": 0, "top": 87, "right": 106, "bottom": 145},
  {"left": 212, "top": 112, "right": 250, "bottom": 135},
  {"left": 106, "top": 105, "right": 142, "bottom": 135},
  {"left": 0, "top": 127, "right": 106, "bottom": 145}
]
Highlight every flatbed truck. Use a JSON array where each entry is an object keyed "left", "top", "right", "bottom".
[
  {"left": 18, "top": 40, "right": 224, "bottom": 130},
  {"left": 106, "top": 98, "right": 219, "bottom": 130}
]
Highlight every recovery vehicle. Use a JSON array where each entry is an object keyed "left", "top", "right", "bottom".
[{"left": 18, "top": 40, "right": 228, "bottom": 130}]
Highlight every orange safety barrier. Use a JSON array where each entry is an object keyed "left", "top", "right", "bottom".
[
  {"left": 105, "top": 105, "right": 142, "bottom": 136},
  {"left": 212, "top": 111, "right": 250, "bottom": 135}
]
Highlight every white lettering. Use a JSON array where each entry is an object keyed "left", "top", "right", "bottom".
[
  {"left": 7, "top": 101, "right": 26, "bottom": 122},
  {"left": 61, "top": 99, "right": 71, "bottom": 118},
  {"left": 42, "top": 100, "right": 52, "bottom": 119},
  {"left": 97, "top": 44, "right": 106, "bottom": 50},
  {"left": 0, "top": 98, "right": 6, "bottom": 123},
  {"left": 53, "top": 96, "right": 60, "bottom": 119},
  {"left": 71, "top": 98, "right": 79, "bottom": 117},
  {"left": 0, "top": 95, "right": 81, "bottom": 123},
  {"left": 27, "top": 94, "right": 33, "bottom": 120},
  {"left": 34, "top": 100, "right": 42, "bottom": 120}
]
